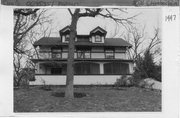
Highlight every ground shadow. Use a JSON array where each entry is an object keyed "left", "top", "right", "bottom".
[{"left": 52, "top": 92, "right": 87, "bottom": 98}]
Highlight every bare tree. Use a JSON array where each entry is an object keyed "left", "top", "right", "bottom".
[
  {"left": 14, "top": 9, "right": 51, "bottom": 54},
  {"left": 14, "top": 53, "right": 23, "bottom": 86},
  {"left": 124, "top": 25, "right": 146, "bottom": 61},
  {"left": 65, "top": 8, "right": 138, "bottom": 99},
  {"left": 146, "top": 28, "right": 161, "bottom": 64},
  {"left": 13, "top": 9, "right": 52, "bottom": 86},
  {"left": 146, "top": 28, "right": 161, "bottom": 53},
  {"left": 124, "top": 25, "right": 161, "bottom": 80}
]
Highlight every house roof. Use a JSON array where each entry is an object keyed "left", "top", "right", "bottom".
[
  {"left": 90, "top": 26, "right": 107, "bottom": 35},
  {"left": 33, "top": 37, "right": 132, "bottom": 48},
  {"left": 59, "top": 26, "right": 70, "bottom": 35}
]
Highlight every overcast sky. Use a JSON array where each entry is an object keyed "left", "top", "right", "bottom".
[{"left": 45, "top": 8, "right": 161, "bottom": 40}]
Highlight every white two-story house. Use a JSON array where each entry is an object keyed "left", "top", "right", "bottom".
[{"left": 30, "top": 26, "right": 134, "bottom": 85}]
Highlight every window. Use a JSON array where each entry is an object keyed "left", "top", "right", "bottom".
[
  {"left": 51, "top": 48, "right": 62, "bottom": 59},
  {"left": 105, "top": 49, "right": 114, "bottom": 59},
  {"left": 77, "top": 49, "right": 91, "bottom": 59},
  {"left": 39, "top": 48, "right": 51, "bottom": 59},
  {"left": 65, "top": 34, "right": 70, "bottom": 42},
  {"left": 50, "top": 64, "right": 67, "bottom": 75},
  {"left": 74, "top": 62, "right": 100, "bottom": 74},
  {"left": 51, "top": 68, "right": 62, "bottom": 75},
  {"left": 95, "top": 35, "right": 102, "bottom": 42},
  {"left": 104, "top": 62, "right": 129, "bottom": 74}
]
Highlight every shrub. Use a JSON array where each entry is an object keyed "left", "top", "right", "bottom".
[
  {"left": 40, "top": 79, "right": 52, "bottom": 91},
  {"left": 138, "top": 78, "right": 156, "bottom": 90},
  {"left": 114, "top": 75, "right": 134, "bottom": 87}
]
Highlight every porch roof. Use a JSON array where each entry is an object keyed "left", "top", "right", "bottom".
[{"left": 31, "top": 58, "right": 134, "bottom": 63}]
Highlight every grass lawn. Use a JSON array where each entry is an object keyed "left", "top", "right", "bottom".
[{"left": 14, "top": 86, "right": 161, "bottom": 112}]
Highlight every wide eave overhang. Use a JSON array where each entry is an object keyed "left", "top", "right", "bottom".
[
  {"left": 31, "top": 58, "right": 134, "bottom": 63},
  {"left": 33, "top": 37, "right": 132, "bottom": 48}
]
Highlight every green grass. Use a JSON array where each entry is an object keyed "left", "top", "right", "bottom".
[{"left": 14, "top": 86, "right": 161, "bottom": 112}]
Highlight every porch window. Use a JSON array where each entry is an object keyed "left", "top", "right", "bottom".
[
  {"left": 50, "top": 64, "right": 67, "bottom": 75},
  {"left": 104, "top": 62, "right": 129, "bottom": 74},
  {"left": 74, "top": 62, "right": 100, "bottom": 74},
  {"left": 51, "top": 68, "right": 62, "bottom": 75},
  {"left": 105, "top": 49, "right": 114, "bottom": 59}
]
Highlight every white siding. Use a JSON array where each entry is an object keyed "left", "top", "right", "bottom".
[
  {"left": 30, "top": 75, "right": 132, "bottom": 85},
  {"left": 115, "top": 53, "right": 126, "bottom": 59},
  {"left": 91, "top": 53, "right": 104, "bottom": 58}
]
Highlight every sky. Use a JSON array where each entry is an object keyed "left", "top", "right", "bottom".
[{"left": 45, "top": 8, "right": 161, "bottom": 39}]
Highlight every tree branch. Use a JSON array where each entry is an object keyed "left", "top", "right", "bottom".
[
  {"left": 68, "top": 8, "right": 73, "bottom": 16},
  {"left": 14, "top": 9, "right": 39, "bottom": 16}
]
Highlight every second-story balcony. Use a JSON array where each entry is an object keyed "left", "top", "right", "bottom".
[{"left": 37, "top": 50, "right": 130, "bottom": 60}]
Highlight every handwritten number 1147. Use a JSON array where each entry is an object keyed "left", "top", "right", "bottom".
[{"left": 165, "top": 15, "right": 176, "bottom": 22}]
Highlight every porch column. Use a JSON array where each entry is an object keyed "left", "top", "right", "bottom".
[
  {"left": 100, "top": 63, "right": 104, "bottom": 74},
  {"left": 129, "top": 62, "right": 134, "bottom": 74}
]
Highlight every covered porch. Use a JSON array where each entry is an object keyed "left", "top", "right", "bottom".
[
  {"left": 31, "top": 61, "right": 134, "bottom": 85},
  {"left": 35, "top": 61, "right": 134, "bottom": 75}
]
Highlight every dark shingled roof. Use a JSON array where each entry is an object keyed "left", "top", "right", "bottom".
[{"left": 33, "top": 37, "right": 132, "bottom": 47}]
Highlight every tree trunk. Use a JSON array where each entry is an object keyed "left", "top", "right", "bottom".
[{"left": 65, "top": 9, "right": 80, "bottom": 99}]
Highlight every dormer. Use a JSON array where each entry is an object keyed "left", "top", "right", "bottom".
[
  {"left": 59, "top": 26, "right": 70, "bottom": 43},
  {"left": 90, "top": 26, "right": 107, "bottom": 43}
]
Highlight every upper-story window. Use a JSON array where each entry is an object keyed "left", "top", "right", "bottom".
[
  {"left": 39, "top": 47, "right": 51, "bottom": 59},
  {"left": 65, "top": 34, "right": 70, "bottom": 42},
  {"left": 95, "top": 35, "right": 102, "bottom": 42},
  {"left": 105, "top": 48, "right": 115, "bottom": 59},
  {"left": 51, "top": 48, "right": 62, "bottom": 59},
  {"left": 77, "top": 48, "right": 91, "bottom": 59}
]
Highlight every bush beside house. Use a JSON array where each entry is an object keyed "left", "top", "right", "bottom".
[
  {"left": 132, "top": 50, "right": 161, "bottom": 90},
  {"left": 114, "top": 75, "right": 134, "bottom": 87},
  {"left": 14, "top": 68, "right": 35, "bottom": 87},
  {"left": 114, "top": 50, "right": 161, "bottom": 90}
]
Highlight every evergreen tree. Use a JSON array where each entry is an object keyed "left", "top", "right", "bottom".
[{"left": 133, "top": 50, "right": 161, "bottom": 81}]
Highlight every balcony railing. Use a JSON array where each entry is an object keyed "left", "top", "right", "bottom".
[{"left": 37, "top": 52, "right": 129, "bottom": 60}]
